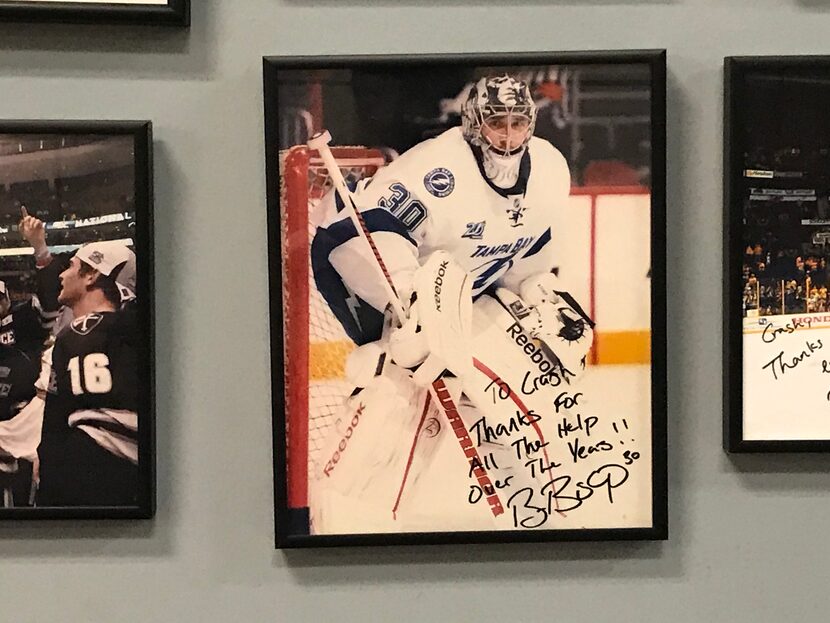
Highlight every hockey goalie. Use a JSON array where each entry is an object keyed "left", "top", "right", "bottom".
[{"left": 308, "top": 75, "right": 595, "bottom": 533}]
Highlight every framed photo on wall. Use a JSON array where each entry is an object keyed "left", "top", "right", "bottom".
[
  {"left": 265, "top": 51, "right": 667, "bottom": 547},
  {"left": 0, "top": 120, "right": 154, "bottom": 518},
  {"left": 0, "top": 1, "right": 189, "bottom": 25},
  {"left": 725, "top": 57, "right": 830, "bottom": 451}
]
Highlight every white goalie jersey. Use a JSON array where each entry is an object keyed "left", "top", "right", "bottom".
[{"left": 310, "top": 126, "right": 572, "bottom": 347}]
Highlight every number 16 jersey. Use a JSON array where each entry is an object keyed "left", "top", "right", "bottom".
[{"left": 43, "top": 310, "right": 139, "bottom": 464}]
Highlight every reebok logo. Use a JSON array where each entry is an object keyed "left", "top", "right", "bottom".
[{"left": 433, "top": 260, "right": 449, "bottom": 312}]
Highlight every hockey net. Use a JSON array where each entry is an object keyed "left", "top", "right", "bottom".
[{"left": 280, "top": 145, "right": 386, "bottom": 511}]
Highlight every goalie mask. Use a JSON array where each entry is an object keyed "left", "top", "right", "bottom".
[{"left": 462, "top": 75, "right": 537, "bottom": 158}]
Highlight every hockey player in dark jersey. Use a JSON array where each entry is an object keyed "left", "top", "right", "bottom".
[
  {"left": 0, "top": 281, "right": 48, "bottom": 421},
  {"left": 37, "top": 240, "right": 139, "bottom": 507},
  {"left": 0, "top": 209, "right": 63, "bottom": 506},
  {"left": 0, "top": 216, "right": 63, "bottom": 422}
]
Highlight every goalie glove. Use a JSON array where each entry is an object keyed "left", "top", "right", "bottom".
[{"left": 495, "top": 272, "right": 595, "bottom": 375}]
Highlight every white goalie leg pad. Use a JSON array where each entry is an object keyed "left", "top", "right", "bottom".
[{"left": 312, "top": 363, "right": 445, "bottom": 530}]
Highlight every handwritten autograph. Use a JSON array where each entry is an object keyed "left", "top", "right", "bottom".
[{"left": 506, "top": 463, "right": 632, "bottom": 529}]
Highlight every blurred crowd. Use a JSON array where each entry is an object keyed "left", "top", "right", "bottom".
[
  {"left": 0, "top": 165, "right": 133, "bottom": 228},
  {"left": 741, "top": 144, "right": 830, "bottom": 316},
  {"left": 0, "top": 165, "right": 135, "bottom": 301},
  {"left": 744, "top": 246, "right": 829, "bottom": 314}
]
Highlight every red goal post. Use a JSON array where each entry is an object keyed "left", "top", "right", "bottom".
[{"left": 280, "top": 145, "right": 386, "bottom": 511}]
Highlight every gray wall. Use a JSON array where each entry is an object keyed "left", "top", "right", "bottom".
[{"left": 2, "top": 1, "right": 829, "bottom": 621}]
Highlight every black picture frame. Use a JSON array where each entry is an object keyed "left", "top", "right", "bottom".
[
  {"left": 725, "top": 56, "right": 830, "bottom": 452},
  {"left": 0, "top": 0, "right": 189, "bottom": 26},
  {"left": 266, "top": 51, "right": 667, "bottom": 547},
  {"left": 0, "top": 120, "right": 155, "bottom": 518}
]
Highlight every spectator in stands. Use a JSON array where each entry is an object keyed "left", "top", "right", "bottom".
[
  {"left": 811, "top": 257, "right": 828, "bottom": 287},
  {"left": 809, "top": 287, "right": 821, "bottom": 312}
]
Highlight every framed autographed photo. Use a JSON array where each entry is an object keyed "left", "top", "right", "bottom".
[
  {"left": 725, "top": 57, "right": 830, "bottom": 451},
  {"left": 0, "top": 121, "right": 154, "bottom": 518},
  {"left": 265, "top": 51, "right": 667, "bottom": 547},
  {"left": 0, "top": 0, "right": 189, "bottom": 25}
]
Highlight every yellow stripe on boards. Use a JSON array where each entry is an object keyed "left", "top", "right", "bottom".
[
  {"left": 593, "top": 330, "right": 651, "bottom": 365},
  {"left": 307, "top": 330, "right": 651, "bottom": 382},
  {"left": 308, "top": 340, "right": 355, "bottom": 381}
]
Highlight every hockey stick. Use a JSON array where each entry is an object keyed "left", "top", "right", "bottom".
[
  {"left": 307, "top": 131, "right": 505, "bottom": 518},
  {"left": 307, "top": 131, "right": 407, "bottom": 326}
]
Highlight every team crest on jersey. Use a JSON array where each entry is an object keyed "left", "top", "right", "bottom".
[
  {"left": 423, "top": 168, "right": 455, "bottom": 198},
  {"left": 507, "top": 198, "right": 527, "bottom": 227},
  {"left": 462, "top": 221, "right": 486, "bottom": 240},
  {"left": 72, "top": 312, "right": 104, "bottom": 335}
]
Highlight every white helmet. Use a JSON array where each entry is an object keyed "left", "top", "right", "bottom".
[{"left": 462, "top": 75, "right": 537, "bottom": 157}]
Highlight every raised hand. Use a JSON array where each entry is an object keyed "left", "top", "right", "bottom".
[{"left": 18, "top": 207, "right": 49, "bottom": 259}]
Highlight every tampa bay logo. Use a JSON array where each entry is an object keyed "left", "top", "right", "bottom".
[
  {"left": 423, "top": 168, "right": 455, "bottom": 198},
  {"left": 71, "top": 312, "right": 104, "bottom": 335}
]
